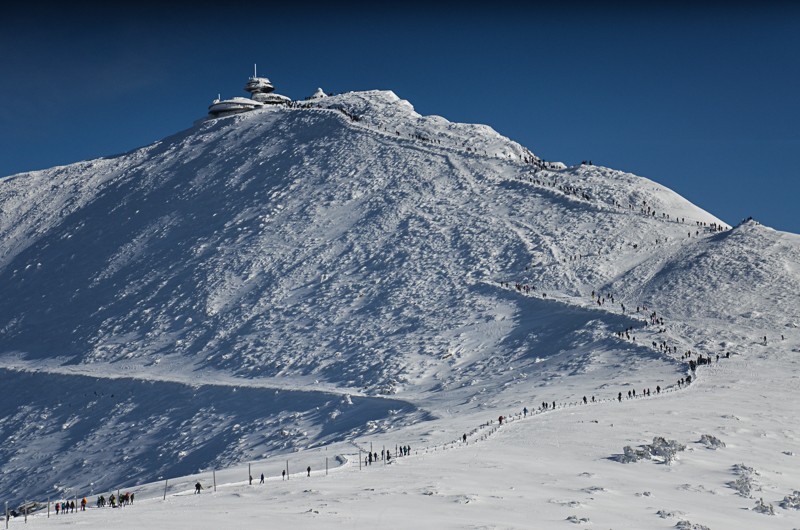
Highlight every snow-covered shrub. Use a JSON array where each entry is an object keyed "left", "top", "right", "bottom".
[
  {"left": 779, "top": 490, "right": 800, "bottom": 510},
  {"left": 614, "top": 437, "right": 685, "bottom": 465},
  {"left": 752, "top": 497, "right": 775, "bottom": 515},
  {"left": 698, "top": 434, "right": 725, "bottom": 449},
  {"left": 650, "top": 436, "right": 686, "bottom": 465},
  {"left": 617, "top": 445, "right": 644, "bottom": 463},
  {"left": 566, "top": 515, "right": 590, "bottom": 524},
  {"left": 727, "top": 463, "right": 760, "bottom": 497}
]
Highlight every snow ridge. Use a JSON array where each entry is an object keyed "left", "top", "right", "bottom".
[{"left": 0, "top": 89, "right": 798, "bottom": 528}]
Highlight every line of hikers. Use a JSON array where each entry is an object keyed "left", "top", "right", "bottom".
[{"left": 53, "top": 492, "right": 133, "bottom": 514}]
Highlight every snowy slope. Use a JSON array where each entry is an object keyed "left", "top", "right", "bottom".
[{"left": 1, "top": 90, "right": 798, "bottom": 528}]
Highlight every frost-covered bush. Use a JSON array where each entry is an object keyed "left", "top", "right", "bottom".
[
  {"left": 727, "top": 463, "right": 760, "bottom": 497},
  {"left": 779, "top": 490, "right": 800, "bottom": 510},
  {"left": 615, "top": 437, "right": 685, "bottom": 465},
  {"left": 617, "top": 445, "right": 645, "bottom": 463},
  {"left": 566, "top": 515, "right": 590, "bottom": 524},
  {"left": 698, "top": 434, "right": 725, "bottom": 449},
  {"left": 650, "top": 436, "right": 686, "bottom": 464},
  {"left": 752, "top": 497, "right": 775, "bottom": 515}
]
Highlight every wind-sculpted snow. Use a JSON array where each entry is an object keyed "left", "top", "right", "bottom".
[
  {"left": 0, "top": 367, "right": 429, "bottom": 502},
  {"left": 0, "top": 90, "right": 798, "bottom": 511}
]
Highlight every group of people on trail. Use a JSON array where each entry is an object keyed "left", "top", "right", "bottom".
[
  {"left": 54, "top": 500, "right": 76, "bottom": 514},
  {"left": 54, "top": 492, "right": 132, "bottom": 514},
  {"left": 363, "top": 445, "right": 412, "bottom": 467}
]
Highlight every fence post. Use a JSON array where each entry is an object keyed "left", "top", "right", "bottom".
[{"left": 163, "top": 479, "right": 168, "bottom": 501}]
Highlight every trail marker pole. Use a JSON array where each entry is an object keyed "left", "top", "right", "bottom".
[
  {"left": 286, "top": 460, "right": 289, "bottom": 480},
  {"left": 249, "top": 463, "right": 252, "bottom": 485},
  {"left": 326, "top": 457, "right": 329, "bottom": 476},
  {"left": 163, "top": 479, "right": 168, "bottom": 500},
  {"left": 359, "top": 450, "right": 362, "bottom": 470},
  {"left": 48, "top": 498, "right": 50, "bottom": 518},
  {"left": 213, "top": 470, "right": 217, "bottom": 492},
  {"left": 24, "top": 499, "right": 27, "bottom": 523},
  {"left": 5, "top": 501, "right": 8, "bottom": 529},
  {"left": 383, "top": 445, "right": 386, "bottom": 465}
]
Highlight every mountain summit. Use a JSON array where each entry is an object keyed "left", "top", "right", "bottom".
[{"left": 0, "top": 88, "right": 797, "bottom": 506}]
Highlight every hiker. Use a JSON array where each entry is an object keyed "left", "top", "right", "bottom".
[
  {"left": 195, "top": 481, "right": 202, "bottom": 494},
  {"left": 55, "top": 502, "right": 60, "bottom": 515},
  {"left": 282, "top": 470, "right": 286, "bottom": 480},
  {"left": 260, "top": 473, "right": 265, "bottom": 484},
  {"left": 307, "top": 466, "right": 311, "bottom": 477},
  {"left": 81, "top": 497, "right": 87, "bottom": 511},
  {"left": 523, "top": 407, "right": 528, "bottom": 417},
  {"left": 463, "top": 433, "right": 467, "bottom": 443}
]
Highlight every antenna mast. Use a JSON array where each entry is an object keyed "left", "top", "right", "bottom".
[{"left": 253, "top": 63, "right": 257, "bottom": 78}]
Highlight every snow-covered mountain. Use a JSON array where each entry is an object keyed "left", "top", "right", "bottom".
[{"left": 1, "top": 89, "right": 799, "bottom": 528}]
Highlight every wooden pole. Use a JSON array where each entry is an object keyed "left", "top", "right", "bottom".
[{"left": 163, "top": 479, "right": 168, "bottom": 500}]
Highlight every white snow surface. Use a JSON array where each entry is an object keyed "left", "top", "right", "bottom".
[{"left": 1, "top": 90, "right": 799, "bottom": 528}]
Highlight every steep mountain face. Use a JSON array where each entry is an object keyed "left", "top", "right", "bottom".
[{"left": 1, "top": 90, "right": 796, "bottom": 503}]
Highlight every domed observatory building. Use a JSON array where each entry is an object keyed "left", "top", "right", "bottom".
[{"left": 208, "top": 65, "right": 291, "bottom": 118}]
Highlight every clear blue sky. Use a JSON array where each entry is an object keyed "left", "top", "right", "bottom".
[{"left": 2, "top": 1, "right": 798, "bottom": 233}]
